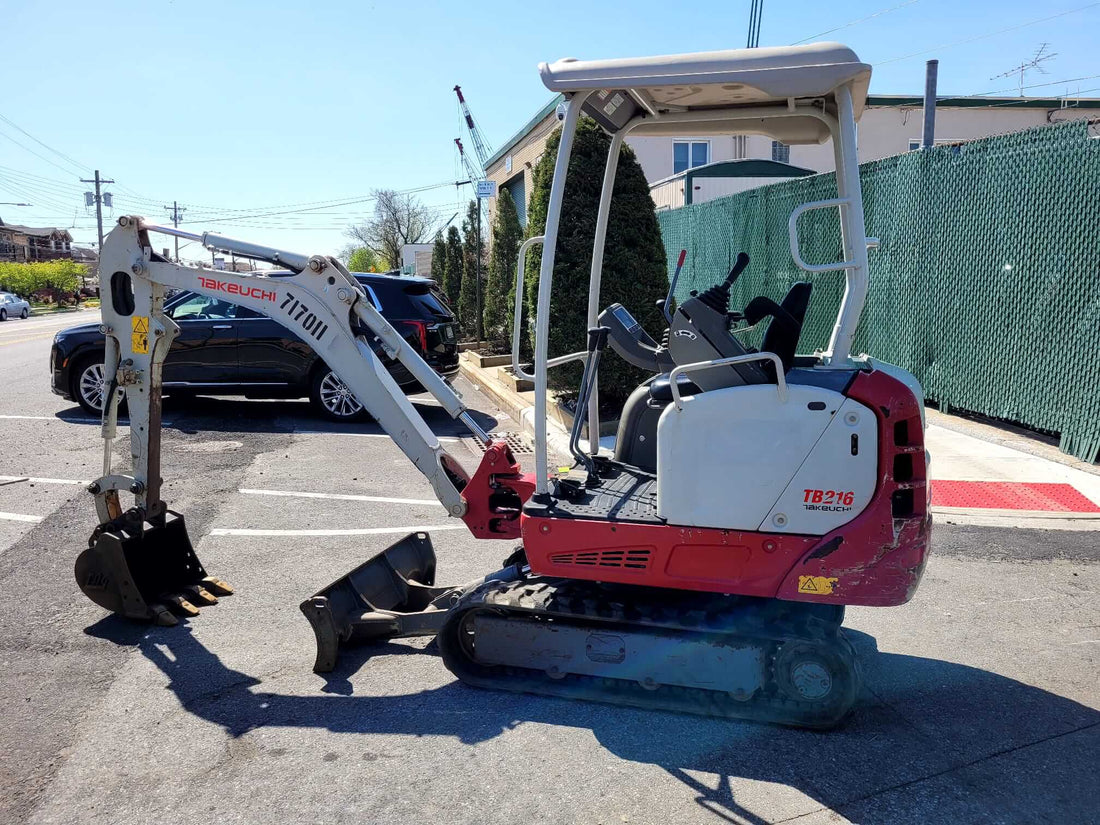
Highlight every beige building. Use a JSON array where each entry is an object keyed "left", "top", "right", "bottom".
[
  {"left": 483, "top": 94, "right": 1100, "bottom": 221},
  {"left": 0, "top": 219, "right": 73, "bottom": 263}
]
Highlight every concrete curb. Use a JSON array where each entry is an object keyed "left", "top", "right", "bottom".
[{"left": 458, "top": 356, "right": 574, "bottom": 464}]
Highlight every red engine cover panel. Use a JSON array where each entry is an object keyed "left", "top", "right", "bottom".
[
  {"left": 775, "top": 369, "right": 931, "bottom": 606},
  {"left": 523, "top": 367, "right": 932, "bottom": 607}
]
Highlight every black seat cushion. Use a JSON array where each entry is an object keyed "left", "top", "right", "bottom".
[{"left": 648, "top": 374, "right": 701, "bottom": 403}]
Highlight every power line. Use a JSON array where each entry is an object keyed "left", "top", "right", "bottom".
[
  {"left": 0, "top": 128, "right": 86, "bottom": 177},
  {"left": 791, "top": 0, "right": 920, "bottom": 45},
  {"left": 975, "top": 72, "right": 1100, "bottom": 97},
  {"left": 0, "top": 112, "right": 90, "bottom": 174},
  {"left": 877, "top": 3, "right": 1100, "bottom": 65}
]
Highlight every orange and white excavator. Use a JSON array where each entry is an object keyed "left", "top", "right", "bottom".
[{"left": 75, "top": 42, "right": 930, "bottom": 728}]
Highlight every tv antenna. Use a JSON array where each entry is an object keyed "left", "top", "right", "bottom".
[{"left": 991, "top": 42, "right": 1057, "bottom": 97}]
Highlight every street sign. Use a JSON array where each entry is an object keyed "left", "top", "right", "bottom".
[{"left": 476, "top": 180, "right": 497, "bottom": 198}]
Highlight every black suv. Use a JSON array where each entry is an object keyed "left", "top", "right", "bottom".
[{"left": 51, "top": 272, "right": 459, "bottom": 421}]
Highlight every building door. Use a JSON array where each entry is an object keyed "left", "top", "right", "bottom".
[{"left": 504, "top": 174, "right": 526, "bottom": 227}]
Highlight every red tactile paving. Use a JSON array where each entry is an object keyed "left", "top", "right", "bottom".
[{"left": 932, "top": 480, "right": 1100, "bottom": 513}]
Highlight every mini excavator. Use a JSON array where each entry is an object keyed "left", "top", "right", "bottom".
[{"left": 75, "top": 42, "right": 930, "bottom": 728}]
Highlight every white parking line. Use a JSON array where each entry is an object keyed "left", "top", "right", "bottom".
[
  {"left": 0, "top": 475, "right": 86, "bottom": 486},
  {"left": 0, "top": 415, "right": 172, "bottom": 426},
  {"left": 210, "top": 524, "right": 465, "bottom": 537},
  {"left": 239, "top": 488, "right": 440, "bottom": 506},
  {"left": 291, "top": 429, "right": 461, "bottom": 442},
  {"left": 0, "top": 511, "right": 43, "bottom": 523}
]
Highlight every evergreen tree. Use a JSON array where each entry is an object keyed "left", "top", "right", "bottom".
[
  {"left": 525, "top": 118, "right": 669, "bottom": 403},
  {"left": 458, "top": 200, "right": 485, "bottom": 340},
  {"left": 483, "top": 188, "right": 523, "bottom": 351},
  {"left": 441, "top": 225, "right": 463, "bottom": 312},
  {"left": 429, "top": 233, "right": 446, "bottom": 285}
]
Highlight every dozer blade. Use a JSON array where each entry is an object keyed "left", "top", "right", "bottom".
[
  {"left": 75, "top": 511, "right": 229, "bottom": 622},
  {"left": 300, "top": 532, "right": 462, "bottom": 673}
]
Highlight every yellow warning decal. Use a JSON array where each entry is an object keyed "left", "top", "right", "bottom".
[
  {"left": 798, "top": 575, "right": 838, "bottom": 595},
  {"left": 131, "top": 316, "right": 150, "bottom": 354}
]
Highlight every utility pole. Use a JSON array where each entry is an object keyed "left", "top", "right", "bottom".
[
  {"left": 922, "top": 59, "right": 939, "bottom": 149},
  {"left": 163, "top": 201, "right": 186, "bottom": 262},
  {"left": 80, "top": 170, "right": 115, "bottom": 253},
  {"left": 475, "top": 203, "right": 482, "bottom": 345}
]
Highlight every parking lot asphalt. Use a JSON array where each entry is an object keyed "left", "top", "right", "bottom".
[{"left": 1, "top": 319, "right": 1097, "bottom": 825}]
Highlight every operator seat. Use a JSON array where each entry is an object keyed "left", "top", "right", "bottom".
[{"left": 745, "top": 281, "right": 812, "bottom": 380}]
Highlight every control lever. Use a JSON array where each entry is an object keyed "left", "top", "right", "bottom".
[
  {"left": 661, "top": 249, "right": 688, "bottom": 324},
  {"left": 568, "top": 326, "right": 611, "bottom": 479},
  {"left": 695, "top": 251, "right": 751, "bottom": 315}
]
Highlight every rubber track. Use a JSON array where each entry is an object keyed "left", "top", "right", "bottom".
[{"left": 437, "top": 577, "right": 861, "bottom": 729}]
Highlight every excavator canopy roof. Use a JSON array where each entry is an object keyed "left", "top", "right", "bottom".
[{"left": 539, "top": 42, "right": 870, "bottom": 144}]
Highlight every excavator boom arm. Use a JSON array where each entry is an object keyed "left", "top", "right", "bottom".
[{"left": 92, "top": 216, "right": 495, "bottom": 525}]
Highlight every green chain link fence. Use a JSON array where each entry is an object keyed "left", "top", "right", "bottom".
[{"left": 658, "top": 118, "right": 1100, "bottom": 462}]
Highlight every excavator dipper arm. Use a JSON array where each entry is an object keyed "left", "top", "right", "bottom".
[{"left": 76, "top": 216, "right": 532, "bottom": 628}]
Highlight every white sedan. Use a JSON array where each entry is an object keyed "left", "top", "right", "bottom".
[{"left": 0, "top": 291, "right": 30, "bottom": 320}]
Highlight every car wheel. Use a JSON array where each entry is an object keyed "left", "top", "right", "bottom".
[
  {"left": 0, "top": 309, "right": 7, "bottom": 321},
  {"left": 20, "top": 307, "right": 29, "bottom": 319},
  {"left": 72, "top": 357, "right": 108, "bottom": 415},
  {"left": 310, "top": 367, "right": 368, "bottom": 422}
]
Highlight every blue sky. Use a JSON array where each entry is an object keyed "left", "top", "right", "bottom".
[{"left": 2, "top": 0, "right": 1098, "bottom": 259}]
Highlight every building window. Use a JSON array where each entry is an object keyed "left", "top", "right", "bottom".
[
  {"left": 771, "top": 141, "right": 790, "bottom": 163},
  {"left": 732, "top": 135, "right": 747, "bottom": 160},
  {"left": 673, "top": 141, "right": 709, "bottom": 174}
]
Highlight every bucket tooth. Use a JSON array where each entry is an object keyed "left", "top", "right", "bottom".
[
  {"left": 183, "top": 584, "right": 218, "bottom": 605},
  {"left": 201, "top": 576, "right": 234, "bottom": 596},
  {"left": 300, "top": 532, "right": 460, "bottom": 673},
  {"left": 163, "top": 593, "right": 201, "bottom": 617},
  {"left": 149, "top": 603, "right": 179, "bottom": 627}
]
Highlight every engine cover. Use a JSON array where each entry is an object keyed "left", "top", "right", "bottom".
[{"left": 656, "top": 383, "right": 877, "bottom": 535}]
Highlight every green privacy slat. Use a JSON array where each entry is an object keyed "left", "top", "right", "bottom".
[{"left": 658, "top": 119, "right": 1100, "bottom": 462}]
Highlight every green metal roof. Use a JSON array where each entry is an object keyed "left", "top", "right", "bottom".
[
  {"left": 661, "top": 159, "right": 816, "bottom": 183},
  {"left": 483, "top": 94, "right": 563, "bottom": 173}
]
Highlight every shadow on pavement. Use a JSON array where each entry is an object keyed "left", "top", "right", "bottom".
[
  {"left": 54, "top": 396, "right": 499, "bottom": 440},
  {"left": 85, "top": 617, "right": 1098, "bottom": 824}
]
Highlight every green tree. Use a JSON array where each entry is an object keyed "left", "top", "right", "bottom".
[
  {"left": 429, "top": 233, "right": 446, "bottom": 285},
  {"left": 457, "top": 200, "right": 485, "bottom": 340},
  {"left": 483, "top": 187, "right": 523, "bottom": 351},
  {"left": 346, "top": 247, "right": 383, "bottom": 272},
  {"left": 441, "top": 225, "right": 463, "bottom": 315},
  {"left": 525, "top": 118, "right": 669, "bottom": 403}
]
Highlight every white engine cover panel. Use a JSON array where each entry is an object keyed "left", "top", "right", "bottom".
[
  {"left": 657, "top": 384, "right": 855, "bottom": 531},
  {"left": 763, "top": 396, "right": 878, "bottom": 535}
]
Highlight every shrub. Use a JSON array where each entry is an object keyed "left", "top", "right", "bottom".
[
  {"left": 0, "top": 260, "right": 85, "bottom": 300},
  {"left": 441, "top": 226, "right": 463, "bottom": 312},
  {"left": 483, "top": 188, "right": 523, "bottom": 352},
  {"left": 458, "top": 200, "right": 485, "bottom": 339},
  {"left": 346, "top": 247, "right": 383, "bottom": 272},
  {"left": 524, "top": 118, "right": 669, "bottom": 404},
  {"left": 430, "top": 233, "right": 446, "bottom": 285}
]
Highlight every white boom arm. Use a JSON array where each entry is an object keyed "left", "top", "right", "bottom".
[{"left": 91, "top": 216, "right": 486, "bottom": 524}]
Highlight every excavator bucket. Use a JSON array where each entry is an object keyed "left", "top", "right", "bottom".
[
  {"left": 300, "top": 532, "right": 460, "bottom": 673},
  {"left": 75, "top": 511, "right": 231, "bottom": 626}
]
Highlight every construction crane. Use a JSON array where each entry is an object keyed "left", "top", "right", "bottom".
[
  {"left": 454, "top": 137, "right": 483, "bottom": 186},
  {"left": 453, "top": 85, "right": 493, "bottom": 171}
]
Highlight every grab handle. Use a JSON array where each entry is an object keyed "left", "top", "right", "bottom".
[
  {"left": 788, "top": 198, "right": 856, "bottom": 274},
  {"left": 511, "top": 235, "right": 544, "bottom": 381},
  {"left": 669, "top": 353, "right": 788, "bottom": 411}
]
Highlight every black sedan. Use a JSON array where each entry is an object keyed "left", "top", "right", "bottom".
[{"left": 51, "top": 272, "right": 459, "bottom": 421}]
